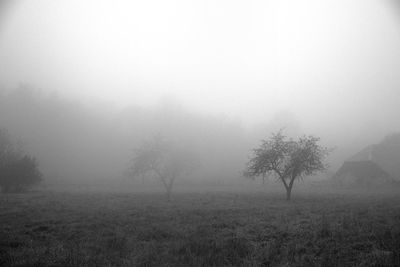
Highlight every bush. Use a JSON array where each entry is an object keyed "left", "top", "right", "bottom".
[
  {"left": 0, "top": 128, "right": 42, "bottom": 193},
  {"left": 0, "top": 155, "right": 42, "bottom": 193}
]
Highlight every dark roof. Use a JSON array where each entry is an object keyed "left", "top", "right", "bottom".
[
  {"left": 348, "top": 145, "right": 375, "bottom": 162},
  {"left": 334, "top": 161, "right": 391, "bottom": 180},
  {"left": 347, "top": 133, "right": 400, "bottom": 179}
]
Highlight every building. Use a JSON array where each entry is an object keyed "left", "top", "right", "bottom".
[
  {"left": 332, "top": 133, "right": 400, "bottom": 187},
  {"left": 332, "top": 160, "right": 392, "bottom": 187}
]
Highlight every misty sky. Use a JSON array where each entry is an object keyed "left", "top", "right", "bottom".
[{"left": 1, "top": 0, "right": 400, "bottom": 136}]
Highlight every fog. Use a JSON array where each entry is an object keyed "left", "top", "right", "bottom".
[{"left": 1, "top": 0, "right": 400, "bottom": 186}]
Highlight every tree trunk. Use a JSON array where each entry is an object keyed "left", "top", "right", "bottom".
[
  {"left": 166, "top": 189, "right": 171, "bottom": 201},
  {"left": 286, "top": 176, "right": 296, "bottom": 201},
  {"left": 159, "top": 175, "right": 174, "bottom": 202},
  {"left": 165, "top": 178, "right": 175, "bottom": 202},
  {"left": 286, "top": 187, "right": 292, "bottom": 201}
]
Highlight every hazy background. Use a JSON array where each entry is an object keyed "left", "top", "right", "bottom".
[{"left": 0, "top": 0, "right": 399, "bottom": 185}]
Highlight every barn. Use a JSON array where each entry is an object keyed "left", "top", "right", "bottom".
[
  {"left": 349, "top": 134, "right": 400, "bottom": 180},
  {"left": 332, "top": 160, "right": 392, "bottom": 187},
  {"left": 333, "top": 133, "right": 400, "bottom": 187}
]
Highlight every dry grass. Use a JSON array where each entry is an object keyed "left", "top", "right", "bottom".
[{"left": 1, "top": 189, "right": 400, "bottom": 266}]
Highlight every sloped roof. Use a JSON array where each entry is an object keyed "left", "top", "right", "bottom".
[
  {"left": 347, "top": 133, "right": 400, "bottom": 179},
  {"left": 332, "top": 161, "right": 394, "bottom": 188},
  {"left": 334, "top": 161, "right": 391, "bottom": 180},
  {"left": 348, "top": 145, "right": 375, "bottom": 162}
]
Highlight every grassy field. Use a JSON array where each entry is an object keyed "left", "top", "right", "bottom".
[{"left": 1, "top": 188, "right": 400, "bottom": 266}]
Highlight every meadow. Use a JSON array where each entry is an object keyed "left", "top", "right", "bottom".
[{"left": 1, "top": 186, "right": 400, "bottom": 266}]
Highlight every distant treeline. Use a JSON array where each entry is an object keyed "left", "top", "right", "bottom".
[
  {"left": 0, "top": 84, "right": 385, "bottom": 186},
  {"left": 0, "top": 85, "right": 256, "bottom": 184}
]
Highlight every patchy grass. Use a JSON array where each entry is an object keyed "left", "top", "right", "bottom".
[{"left": 1, "top": 190, "right": 400, "bottom": 266}]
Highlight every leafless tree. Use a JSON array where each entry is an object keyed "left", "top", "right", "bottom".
[{"left": 130, "top": 135, "right": 196, "bottom": 201}]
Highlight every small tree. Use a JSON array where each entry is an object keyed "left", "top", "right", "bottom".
[
  {"left": 130, "top": 135, "right": 195, "bottom": 201},
  {"left": 0, "top": 128, "right": 42, "bottom": 193},
  {"left": 244, "top": 130, "right": 330, "bottom": 200}
]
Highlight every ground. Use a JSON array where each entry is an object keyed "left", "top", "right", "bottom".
[{"left": 1, "top": 187, "right": 400, "bottom": 266}]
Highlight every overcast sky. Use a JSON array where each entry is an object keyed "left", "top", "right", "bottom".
[{"left": 1, "top": 0, "right": 400, "bottom": 135}]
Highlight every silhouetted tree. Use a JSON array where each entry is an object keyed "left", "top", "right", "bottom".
[
  {"left": 130, "top": 135, "right": 196, "bottom": 201},
  {"left": 0, "top": 128, "right": 42, "bottom": 193},
  {"left": 244, "top": 130, "right": 329, "bottom": 200}
]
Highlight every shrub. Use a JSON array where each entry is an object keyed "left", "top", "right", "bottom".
[
  {"left": 0, "top": 128, "right": 42, "bottom": 193},
  {"left": 0, "top": 155, "right": 42, "bottom": 193}
]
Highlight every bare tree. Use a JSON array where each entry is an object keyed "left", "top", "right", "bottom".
[
  {"left": 244, "top": 130, "right": 330, "bottom": 200},
  {"left": 130, "top": 135, "right": 196, "bottom": 201}
]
